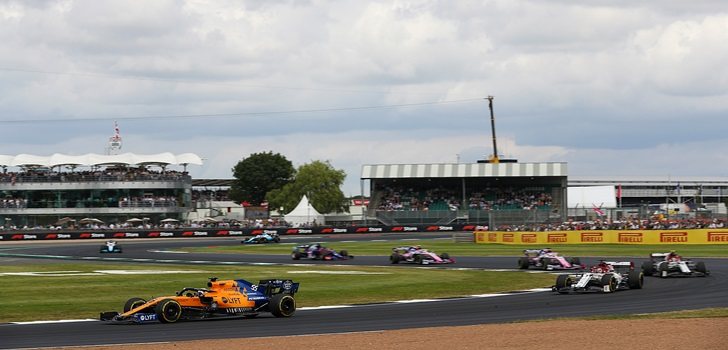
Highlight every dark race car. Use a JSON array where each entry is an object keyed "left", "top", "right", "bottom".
[
  {"left": 291, "top": 243, "right": 353, "bottom": 260},
  {"left": 100, "top": 277, "right": 299, "bottom": 323},
  {"left": 100, "top": 240, "right": 122, "bottom": 253},
  {"left": 389, "top": 246, "right": 455, "bottom": 265},
  {"left": 641, "top": 251, "right": 709, "bottom": 278},
  {"left": 242, "top": 233, "right": 281, "bottom": 244},
  {"left": 518, "top": 248, "right": 582, "bottom": 270},
  {"left": 552, "top": 261, "right": 644, "bottom": 294}
]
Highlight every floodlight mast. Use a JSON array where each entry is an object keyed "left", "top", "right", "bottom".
[{"left": 487, "top": 96, "right": 499, "bottom": 163}]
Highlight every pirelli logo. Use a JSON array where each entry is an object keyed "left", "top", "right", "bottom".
[
  {"left": 475, "top": 232, "right": 486, "bottom": 242},
  {"left": 707, "top": 232, "right": 728, "bottom": 242},
  {"left": 519, "top": 234, "right": 537, "bottom": 243},
  {"left": 488, "top": 233, "right": 497, "bottom": 242},
  {"left": 660, "top": 232, "right": 688, "bottom": 243},
  {"left": 503, "top": 233, "right": 514, "bottom": 243},
  {"left": 547, "top": 233, "right": 567, "bottom": 243},
  {"left": 580, "top": 232, "right": 603, "bottom": 243},
  {"left": 618, "top": 232, "right": 643, "bottom": 243}
]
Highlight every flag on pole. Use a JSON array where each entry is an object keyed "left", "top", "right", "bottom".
[
  {"left": 617, "top": 184, "right": 622, "bottom": 199},
  {"left": 592, "top": 203, "right": 605, "bottom": 216}
]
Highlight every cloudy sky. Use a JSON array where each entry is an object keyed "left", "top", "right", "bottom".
[{"left": 1, "top": 0, "right": 727, "bottom": 195}]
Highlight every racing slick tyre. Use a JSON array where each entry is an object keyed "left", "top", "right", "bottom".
[
  {"left": 539, "top": 258, "right": 549, "bottom": 270},
  {"left": 518, "top": 257, "right": 530, "bottom": 269},
  {"left": 270, "top": 294, "right": 296, "bottom": 318},
  {"left": 155, "top": 299, "right": 182, "bottom": 323},
  {"left": 339, "top": 250, "right": 349, "bottom": 257},
  {"left": 569, "top": 257, "right": 581, "bottom": 266},
  {"left": 555, "top": 274, "right": 572, "bottom": 294},
  {"left": 641, "top": 261, "right": 654, "bottom": 276},
  {"left": 390, "top": 253, "right": 401, "bottom": 264},
  {"left": 123, "top": 297, "right": 147, "bottom": 313},
  {"left": 274, "top": 236, "right": 281, "bottom": 243},
  {"left": 601, "top": 274, "right": 617, "bottom": 293},
  {"left": 291, "top": 252, "right": 302, "bottom": 260},
  {"left": 440, "top": 253, "right": 450, "bottom": 260},
  {"left": 414, "top": 254, "right": 423, "bottom": 264},
  {"left": 659, "top": 262, "right": 670, "bottom": 278},
  {"left": 696, "top": 261, "right": 708, "bottom": 274},
  {"left": 627, "top": 270, "right": 644, "bottom": 289}
]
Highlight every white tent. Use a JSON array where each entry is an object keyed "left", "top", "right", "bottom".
[{"left": 284, "top": 195, "right": 325, "bottom": 227}]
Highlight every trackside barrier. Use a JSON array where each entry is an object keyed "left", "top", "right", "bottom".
[
  {"left": 0, "top": 224, "right": 488, "bottom": 241},
  {"left": 474, "top": 229, "right": 728, "bottom": 245}
]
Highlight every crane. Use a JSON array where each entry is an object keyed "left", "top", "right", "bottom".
[{"left": 487, "top": 96, "right": 499, "bottom": 163}]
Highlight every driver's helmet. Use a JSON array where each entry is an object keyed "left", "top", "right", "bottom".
[
  {"left": 667, "top": 250, "right": 680, "bottom": 261},
  {"left": 591, "top": 262, "right": 612, "bottom": 273}
]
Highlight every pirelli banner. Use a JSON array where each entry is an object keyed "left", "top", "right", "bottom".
[{"left": 474, "top": 230, "right": 728, "bottom": 245}]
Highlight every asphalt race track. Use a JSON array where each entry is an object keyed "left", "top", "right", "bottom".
[{"left": 1, "top": 233, "right": 727, "bottom": 349}]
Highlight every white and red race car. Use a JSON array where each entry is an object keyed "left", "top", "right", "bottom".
[
  {"left": 518, "top": 248, "right": 583, "bottom": 270},
  {"left": 641, "top": 252, "right": 709, "bottom": 278},
  {"left": 552, "top": 261, "right": 644, "bottom": 294}
]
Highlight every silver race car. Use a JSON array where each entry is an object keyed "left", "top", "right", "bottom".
[
  {"left": 553, "top": 261, "right": 643, "bottom": 294},
  {"left": 641, "top": 252, "right": 709, "bottom": 278}
]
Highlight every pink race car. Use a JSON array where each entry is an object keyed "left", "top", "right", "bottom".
[
  {"left": 518, "top": 248, "right": 583, "bottom": 270},
  {"left": 389, "top": 246, "right": 455, "bottom": 265}
]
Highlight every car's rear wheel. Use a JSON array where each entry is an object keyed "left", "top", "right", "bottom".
[
  {"left": 270, "top": 294, "right": 296, "bottom": 317},
  {"left": 155, "top": 299, "right": 182, "bottom": 323},
  {"left": 601, "top": 273, "right": 617, "bottom": 292},
  {"left": 659, "top": 261, "right": 670, "bottom": 278},
  {"left": 627, "top": 270, "right": 644, "bottom": 289},
  {"left": 518, "top": 257, "right": 530, "bottom": 269},
  {"left": 390, "top": 253, "right": 400, "bottom": 264},
  {"left": 414, "top": 254, "right": 423, "bottom": 264},
  {"left": 440, "top": 252, "right": 450, "bottom": 260},
  {"left": 555, "top": 274, "right": 572, "bottom": 294},
  {"left": 123, "top": 297, "right": 146, "bottom": 313},
  {"left": 291, "top": 252, "right": 301, "bottom": 260}
]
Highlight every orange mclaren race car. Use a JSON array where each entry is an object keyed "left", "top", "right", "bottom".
[{"left": 100, "top": 277, "right": 299, "bottom": 323}]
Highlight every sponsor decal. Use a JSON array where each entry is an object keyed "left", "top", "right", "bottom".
[
  {"left": 136, "top": 314, "right": 157, "bottom": 322},
  {"left": 463, "top": 225, "right": 488, "bottom": 231},
  {"left": 425, "top": 226, "right": 454, "bottom": 231},
  {"left": 708, "top": 232, "right": 728, "bottom": 242},
  {"left": 286, "top": 229, "right": 299, "bottom": 234},
  {"left": 263, "top": 230, "right": 278, "bottom": 234},
  {"left": 355, "top": 227, "right": 368, "bottom": 233},
  {"left": 216, "top": 231, "right": 230, "bottom": 236},
  {"left": 391, "top": 226, "right": 418, "bottom": 232},
  {"left": 547, "top": 233, "right": 568, "bottom": 243},
  {"left": 475, "top": 232, "right": 486, "bottom": 242},
  {"left": 113, "top": 232, "right": 140, "bottom": 238},
  {"left": 355, "top": 227, "right": 383, "bottom": 233},
  {"left": 12, "top": 234, "right": 37, "bottom": 240},
  {"left": 521, "top": 234, "right": 537, "bottom": 243},
  {"left": 488, "top": 232, "right": 497, "bottom": 242},
  {"left": 580, "top": 232, "right": 603, "bottom": 243},
  {"left": 182, "top": 231, "right": 208, "bottom": 237},
  {"left": 79, "top": 233, "right": 106, "bottom": 239},
  {"left": 45, "top": 233, "right": 71, "bottom": 239},
  {"left": 503, "top": 233, "right": 514, "bottom": 243},
  {"left": 321, "top": 228, "right": 333, "bottom": 233},
  {"left": 298, "top": 229, "right": 312, "bottom": 234},
  {"left": 660, "top": 232, "right": 688, "bottom": 243},
  {"left": 251, "top": 230, "right": 263, "bottom": 235},
  {"left": 0, "top": 235, "right": 3, "bottom": 240},
  {"left": 227, "top": 231, "right": 243, "bottom": 236},
  {"left": 148, "top": 232, "right": 175, "bottom": 237},
  {"left": 618, "top": 232, "right": 643, "bottom": 243}
]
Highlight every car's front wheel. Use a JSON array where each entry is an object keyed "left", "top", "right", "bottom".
[
  {"left": 155, "top": 299, "right": 182, "bottom": 323},
  {"left": 123, "top": 297, "right": 146, "bottom": 313}
]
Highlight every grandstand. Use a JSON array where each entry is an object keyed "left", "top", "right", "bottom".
[
  {"left": 361, "top": 162, "right": 567, "bottom": 226},
  {"left": 0, "top": 153, "right": 201, "bottom": 228}
]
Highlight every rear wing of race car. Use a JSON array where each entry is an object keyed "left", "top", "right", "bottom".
[
  {"left": 235, "top": 278, "right": 299, "bottom": 297},
  {"left": 650, "top": 253, "right": 670, "bottom": 259},
  {"left": 603, "top": 261, "right": 634, "bottom": 272}
]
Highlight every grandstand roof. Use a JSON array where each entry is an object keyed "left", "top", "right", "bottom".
[
  {"left": 361, "top": 162, "right": 567, "bottom": 179},
  {"left": 0, "top": 152, "right": 203, "bottom": 168}
]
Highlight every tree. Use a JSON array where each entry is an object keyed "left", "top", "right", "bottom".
[
  {"left": 229, "top": 151, "right": 295, "bottom": 206},
  {"left": 267, "top": 160, "right": 348, "bottom": 214}
]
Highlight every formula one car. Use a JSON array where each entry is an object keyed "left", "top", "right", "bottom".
[
  {"left": 518, "top": 248, "right": 582, "bottom": 270},
  {"left": 242, "top": 232, "right": 281, "bottom": 244},
  {"left": 100, "top": 277, "right": 299, "bottom": 323},
  {"left": 100, "top": 240, "right": 122, "bottom": 253},
  {"left": 641, "top": 251, "right": 709, "bottom": 278},
  {"left": 389, "top": 246, "right": 455, "bottom": 265},
  {"left": 291, "top": 243, "right": 353, "bottom": 260},
  {"left": 552, "top": 261, "right": 644, "bottom": 294}
]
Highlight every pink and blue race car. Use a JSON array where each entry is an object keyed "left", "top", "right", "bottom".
[
  {"left": 518, "top": 248, "right": 583, "bottom": 270},
  {"left": 389, "top": 246, "right": 455, "bottom": 265}
]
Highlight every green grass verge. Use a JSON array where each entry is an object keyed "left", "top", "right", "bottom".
[
  {"left": 186, "top": 241, "right": 728, "bottom": 257},
  {"left": 0, "top": 262, "right": 553, "bottom": 323}
]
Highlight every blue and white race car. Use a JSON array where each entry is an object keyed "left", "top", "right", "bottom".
[
  {"left": 242, "top": 233, "right": 281, "bottom": 244},
  {"left": 100, "top": 240, "right": 122, "bottom": 253}
]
